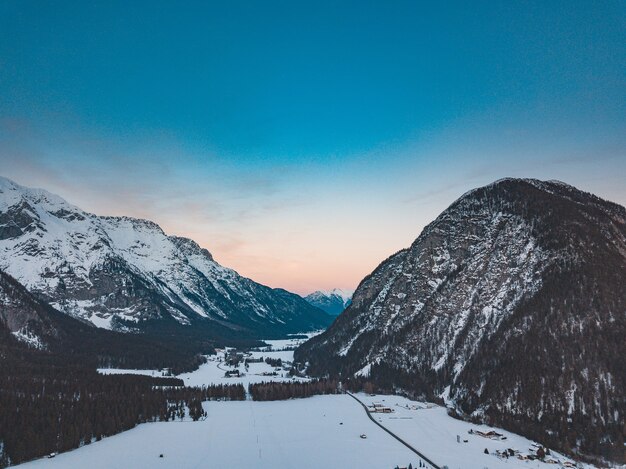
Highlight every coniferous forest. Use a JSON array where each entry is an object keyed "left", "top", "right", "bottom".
[
  {"left": 249, "top": 379, "right": 340, "bottom": 401},
  {"left": 0, "top": 329, "right": 244, "bottom": 468}
]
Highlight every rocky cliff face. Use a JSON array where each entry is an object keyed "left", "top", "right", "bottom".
[
  {"left": 0, "top": 269, "right": 60, "bottom": 348},
  {"left": 0, "top": 177, "right": 330, "bottom": 338},
  {"left": 296, "top": 178, "right": 626, "bottom": 462}
]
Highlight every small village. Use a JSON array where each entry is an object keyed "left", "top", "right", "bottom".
[
  {"left": 359, "top": 398, "right": 590, "bottom": 469},
  {"left": 219, "top": 348, "right": 298, "bottom": 380}
]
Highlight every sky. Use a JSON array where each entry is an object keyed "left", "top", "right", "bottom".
[{"left": 0, "top": 1, "right": 624, "bottom": 295}]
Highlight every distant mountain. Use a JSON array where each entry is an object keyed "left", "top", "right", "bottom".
[
  {"left": 304, "top": 288, "right": 353, "bottom": 316},
  {"left": 0, "top": 176, "right": 331, "bottom": 339},
  {"left": 296, "top": 178, "right": 626, "bottom": 463}
]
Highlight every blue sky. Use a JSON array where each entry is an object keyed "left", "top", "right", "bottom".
[{"left": 0, "top": 1, "right": 624, "bottom": 293}]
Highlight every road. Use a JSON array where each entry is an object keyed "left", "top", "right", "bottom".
[{"left": 346, "top": 391, "right": 441, "bottom": 469}]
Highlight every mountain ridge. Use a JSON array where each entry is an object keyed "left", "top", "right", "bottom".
[
  {"left": 0, "top": 176, "right": 331, "bottom": 338},
  {"left": 295, "top": 178, "right": 626, "bottom": 463},
  {"left": 0, "top": 268, "right": 214, "bottom": 372}
]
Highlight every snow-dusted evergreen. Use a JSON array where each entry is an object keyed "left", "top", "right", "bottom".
[
  {"left": 304, "top": 288, "right": 353, "bottom": 316},
  {"left": 296, "top": 178, "right": 626, "bottom": 462},
  {"left": 0, "top": 176, "right": 330, "bottom": 336}
]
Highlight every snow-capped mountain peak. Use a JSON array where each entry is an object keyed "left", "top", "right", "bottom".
[
  {"left": 322, "top": 288, "right": 354, "bottom": 303},
  {"left": 0, "top": 176, "right": 331, "bottom": 336},
  {"left": 304, "top": 288, "right": 354, "bottom": 316}
]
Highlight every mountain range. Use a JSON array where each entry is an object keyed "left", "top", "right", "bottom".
[
  {"left": 304, "top": 288, "right": 353, "bottom": 316},
  {"left": 0, "top": 266, "right": 215, "bottom": 372},
  {"left": 2, "top": 174, "right": 624, "bottom": 463},
  {"left": 0, "top": 176, "right": 331, "bottom": 343},
  {"left": 295, "top": 178, "right": 625, "bottom": 463}
]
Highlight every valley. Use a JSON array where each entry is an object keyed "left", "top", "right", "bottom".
[
  {"left": 19, "top": 336, "right": 592, "bottom": 469},
  {"left": 2, "top": 177, "right": 623, "bottom": 468},
  {"left": 2, "top": 3, "right": 624, "bottom": 467}
]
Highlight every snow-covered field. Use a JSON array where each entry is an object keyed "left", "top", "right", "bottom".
[
  {"left": 354, "top": 393, "right": 591, "bottom": 469},
  {"left": 18, "top": 392, "right": 592, "bottom": 469},
  {"left": 98, "top": 336, "right": 312, "bottom": 389},
  {"left": 19, "top": 396, "right": 423, "bottom": 469},
  {"left": 22, "top": 336, "right": 593, "bottom": 469}
]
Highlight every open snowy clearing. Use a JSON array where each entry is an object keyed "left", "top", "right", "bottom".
[
  {"left": 98, "top": 337, "right": 311, "bottom": 389},
  {"left": 354, "top": 393, "right": 592, "bottom": 469},
  {"left": 28, "top": 336, "right": 593, "bottom": 469},
  {"left": 18, "top": 395, "right": 423, "bottom": 469},
  {"left": 99, "top": 352, "right": 303, "bottom": 389},
  {"left": 17, "top": 392, "right": 592, "bottom": 469}
]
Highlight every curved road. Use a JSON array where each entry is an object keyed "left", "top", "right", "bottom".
[{"left": 346, "top": 392, "right": 441, "bottom": 469}]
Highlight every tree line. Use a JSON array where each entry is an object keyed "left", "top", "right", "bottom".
[
  {"left": 264, "top": 357, "right": 282, "bottom": 367},
  {"left": 0, "top": 330, "right": 244, "bottom": 468},
  {"left": 249, "top": 379, "right": 340, "bottom": 401}
]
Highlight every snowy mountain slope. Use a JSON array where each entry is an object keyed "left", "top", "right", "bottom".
[
  {"left": 296, "top": 178, "right": 626, "bottom": 463},
  {"left": 0, "top": 269, "right": 59, "bottom": 348},
  {"left": 0, "top": 176, "right": 331, "bottom": 337},
  {"left": 304, "top": 288, "right": 353, "bottom": 316}
]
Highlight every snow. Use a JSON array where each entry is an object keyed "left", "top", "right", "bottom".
[
  {"left": 304, "top": 288, "right": 354, "bottom": 306},
  {"left": 11, "top": 329, "right": 44, "bottom": 349},
  {"left": 17, "top": 396, "right": 423, "bottom": 469},
  {"left": 257, "top": 334, "right": 318, "bottom": 351},
  {"left": 88, "top": 313, "right": 113, "bottom": 330},
  {"left": 98, "top": 336, "right": 317, "bottom": 389},
  {"left": 98, "top": 369, "right": 164, "bottom": 377},
  {"left": 17, "top": 390, "right": 595, "bottom": 469},
  {"left": 356, "top": 393, "right": 593, "bottom": 469},
  {"left": 354, "top": 363, "right": 371, "bottom": 377},
  {"left": 175, "top": 352, "right": 304, "bottom": 389},
  {"left": 4, "top": 178, "right": 610, "bottom": 468},
  {"left": 29, "top": 334, "right": 429, "bottom": 469},
  {"left": 457, "top": 178, "right": 574, "bottom": 203},
  {"left": 47, "top": 336, "right": 594, "bottom": 469},
  {"left": 0, "top": 177, "right": 81, "bottom": 213},
  {"left": 0, "top": 176, "right": 318, "bottom": 329},
  {"left": 337, "top": 334, "right": 357, "bottom": 356},
  {"left": 324, "top": 288, "right": 354, "bottom": 303},
  {"left": 100, "top": 336, "right": 314, "bottom": 390}
]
